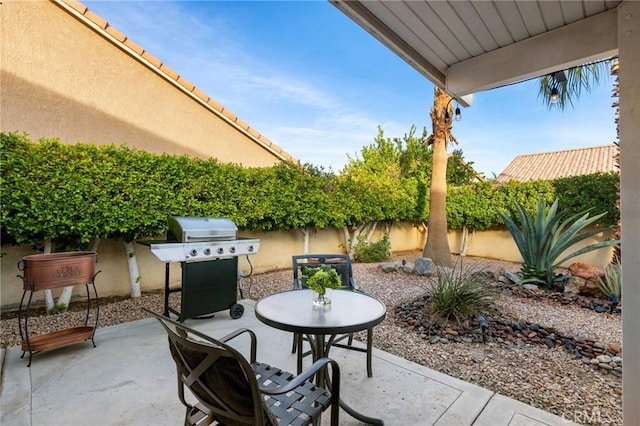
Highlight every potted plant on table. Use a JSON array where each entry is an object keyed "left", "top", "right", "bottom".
[{"left": 301, "top": 265, "right": 342, "bottom": 307}]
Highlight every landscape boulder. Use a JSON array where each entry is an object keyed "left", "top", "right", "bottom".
[
  {"left": 414, "top": 257, "right": 434, "bottom": 276},
  {"left": 380, "top": 262, "right": 400, "bottom": 273},
  {"left": 564, "top": 263, "right": 607, "bottom": 298}
]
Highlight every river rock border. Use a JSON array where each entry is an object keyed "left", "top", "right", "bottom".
[{"left": 395, "top": 296, "right": 623, "bottom": 377}]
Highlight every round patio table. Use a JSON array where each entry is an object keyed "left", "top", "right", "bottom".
[{"left": 255, "top": 288, "right": 386, "bottom": 425}]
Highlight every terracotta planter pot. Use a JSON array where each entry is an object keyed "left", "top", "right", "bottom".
[{"left": 19, "top": 251, "right": 97, "bottom": 291}]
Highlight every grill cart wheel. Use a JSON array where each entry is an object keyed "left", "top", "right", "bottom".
[{"left": 230, "top": 303, "right": 244, "bottom": 319}]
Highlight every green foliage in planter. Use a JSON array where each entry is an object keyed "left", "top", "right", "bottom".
[
  {"left": 498, "top": 198, "right": 620, "bottom": 288},
  {"left": 423, "top": 261, "right": 495, "bottom": 324},
  {"left": 300, "top": 265, "right": 342, "bottom": 295},
  {"left": 353, "top": 234, "right": 391, "bottom": 263}
]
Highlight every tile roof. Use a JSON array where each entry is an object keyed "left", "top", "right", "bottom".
[
  {"left": 51, "top": 0, "right": 297, "bottom": 164},
  {"left": 494, "top": 145, "right": 619, "bottom": 184}
]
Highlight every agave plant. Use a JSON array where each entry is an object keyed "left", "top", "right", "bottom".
[
  {"left": 597, "top": 262, "right": 622, "bottom": 298},
  {"left": 498, "top": 198, "right": 619, "bottom": 288}
]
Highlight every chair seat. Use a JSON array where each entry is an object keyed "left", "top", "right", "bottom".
[
  {"left": 254, "top": 362, "right": 332, "bottom": 426},
  {"left": 143, "top": 308, "right": 341, "bottom": 426},
  {"left": 186, "top": 362, "right": 332, "bottom": 426}
]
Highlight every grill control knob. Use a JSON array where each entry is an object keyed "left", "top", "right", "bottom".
[
  {"left": 248, "top": 245, "right": 254, "bottom": 252},
  {"left": 203, "top": 248, "right": 211, "bottom": 256},
  {"left": 189, "top": 249, "right": 198, "bottom": 257},
  {"left": 217, "top": 247, "right": 224, "bottom": 255},
  {"left": 229, "top": 246, "right": 236, "bottom": 254}
]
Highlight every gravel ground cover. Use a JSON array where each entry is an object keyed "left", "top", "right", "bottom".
[{"left": 1, "top": 252, "right": 622, "bottom": 425}]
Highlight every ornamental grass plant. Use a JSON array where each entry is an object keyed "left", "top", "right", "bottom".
[{"left": 423, "top": 261, "right": 495, "bottom": 325}]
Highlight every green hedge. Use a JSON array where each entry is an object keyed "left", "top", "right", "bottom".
[{"left": 0, "top": 132, "right": 618, "bottom": 247}]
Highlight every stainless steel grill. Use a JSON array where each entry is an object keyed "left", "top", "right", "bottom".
[
  {"left": 139, "top": 216, "right": 259, "bottom": 321},
  {"left": 147, "top": 216, "right": 259, "bottom": 263}
]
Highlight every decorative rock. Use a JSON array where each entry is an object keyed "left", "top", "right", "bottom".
[
  {"left": 522, "top": 283, "right": 539, "bottom": 291},
  {"left": 565, "top": 263, "right": 607, "bottom": 298},
  {"left": 606, "top": 342, "right": 621, "bottom": 353},
  {"left": 380, "top": 262, "right": 400, "bottom": 273},
  {"left": 569, "top": 262, "right": 605, "bottom": 281},
  {"left": 414, "top": 257, "right": 434, "bottom": 276},
  {"left": 498, "top": 276, "right": 511, "bottom": 285},
  {"left": 504, "top": 272, "right": 521, "bottom": 284},
  {"left": 395, "top": 291, "right": 623, "bottom": 376},
  {"left": 493, "top": 268, "right": 506, "bottom": 281},
  {"left": 401, "top": 265, "right": 414, "bottom": 274}
]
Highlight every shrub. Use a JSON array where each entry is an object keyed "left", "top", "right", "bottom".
[
  {"left": 498, "top": 198, "right": 619, "bottom": 288},
  {"left": 423, "top": 262, "right": 495, "bottom": 324},
  {"left": 597, "top": 262, "right": 622, "bottom": 298},
  {"left": 353, "top": 234, "right": 391, "bottom": 263}
]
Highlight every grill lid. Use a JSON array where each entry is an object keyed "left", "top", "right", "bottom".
[{"left": 167, "top": 216, "right": 238, "bottom": 242}]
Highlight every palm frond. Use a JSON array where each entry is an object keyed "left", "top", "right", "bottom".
[{"left": 538, "top": 59, "right": 613, "bottom": 110}]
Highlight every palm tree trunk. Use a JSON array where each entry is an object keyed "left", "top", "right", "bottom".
[
  {"left": 423, "top": 88, "right": 455, "bottom": 266},
  {"left": 423, "top": 133, "right": 452, "bottom": 265}
]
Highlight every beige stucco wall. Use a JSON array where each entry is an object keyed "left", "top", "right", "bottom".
[
  {"left": 0, "top": 224, "right": 615, "bottom": 310},
  {"left": 0, "top": 1, "right": 283, "bottom": 167}
]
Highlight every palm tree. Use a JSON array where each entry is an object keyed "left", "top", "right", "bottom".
[
  {"left": 422, "top": 87, "right": 458, "bottom": 266},
  {"left": 538, "top": 58, "right": 620, "bottom": 263},
  {"left": 538, "top": 60, "right": 612, "bottom": 109}
]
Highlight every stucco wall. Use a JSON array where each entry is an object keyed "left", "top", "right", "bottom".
[
  {"left": 0, "top": 1, "right": 282, "bottom": 167},
  {"left": 0, "top": 224, "right": 615, "bottom": 310}
]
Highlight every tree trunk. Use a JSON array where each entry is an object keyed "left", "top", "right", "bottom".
[
  {"left": 459, "top": 225, "right": 475, "bottom": 256},
  {"left": 423, "top": 88, "right": 455, "bottom": 267},
  {"left": 300, "top": 228, "right": 310, "bottom": 254},
  {"left": 423, "top": 134, "right": 453, "bottom": 265},
  {"left": 43, "top": 240, "right": 55, "bottom": 312},
  {"left": 124, "top": 241, "right": 141, "bottom": 298}
]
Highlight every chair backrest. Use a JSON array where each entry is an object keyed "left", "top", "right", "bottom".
[
  {"left": 292, "top": 254, "right": 358, "bottom": 291},
  {"left": 146, "top": 310, "right": 277, "bottom": 426}
]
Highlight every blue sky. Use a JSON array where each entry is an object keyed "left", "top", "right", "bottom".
[{"left": 84, "top": 1, "right": 617, "bottom": 177}]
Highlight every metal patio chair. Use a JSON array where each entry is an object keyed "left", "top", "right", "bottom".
[
  {"left": 291, "top": 254, "right": 375, "bottom": 377},
  {"left": 143, "top": 308, "right": 340, "bottom": 426}
]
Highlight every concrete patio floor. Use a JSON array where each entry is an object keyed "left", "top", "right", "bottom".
[{"left": 1, "top": 300, "right": 577, "bottom": 425}]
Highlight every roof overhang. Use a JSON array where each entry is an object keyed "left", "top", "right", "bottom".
[{"left": 330, "top": 1, "right": 621, "bottom": 106}]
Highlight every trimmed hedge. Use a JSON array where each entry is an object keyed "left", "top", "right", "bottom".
[{"left": 0, "top": 132, "right": 618, "bottom": 247}]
